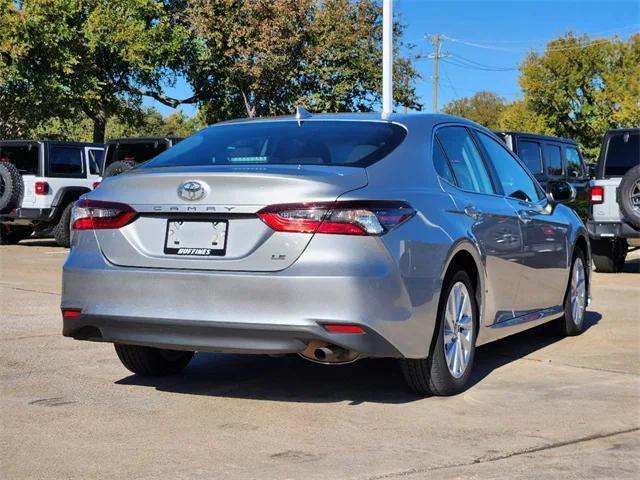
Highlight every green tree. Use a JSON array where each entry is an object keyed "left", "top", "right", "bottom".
[
  {"left": 519, "top": 32, "right": 640, "bottom": 159},
  {"left": 442, "top": 91, "right": 506, "bottom": 129},
  {"left": 498, "top": 100, "right": 555, "bottom": 135},
  {"left": 185, "top": 0, "right": 421, "bottom": 123},
  {"left": 1, "top": 0, "right": 193, "bottom": 142}
]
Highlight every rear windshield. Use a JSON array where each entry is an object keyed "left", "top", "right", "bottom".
[
  {"left": 103, "top": 141, "right": 169, "bottom": 172},
  {"left": 141, "top": 121, "right": 407, "bottom": 169},
  {"left": 0, "top": 144, "right": 39, "bottom": 175},
  {"left": 604, "top": 131, "right": 640, "bottom": 176}
]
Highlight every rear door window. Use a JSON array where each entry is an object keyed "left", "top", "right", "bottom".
[
  {"left": 142, "top": 121, "right": 407, "bottom": 169},
  {"left": 87, "top": 149, "right": 103, "bottom": 175},
  {"left": 544, "top": 144, "right": 563, "bottom": 177},
  {"left": 48, "top": 146, "right": 84, "bottom": 177},
  {"left": 435, "top": 126, "right": 494, "bottom": 194},
  {"left": 518, "top": 140, "right": 543, "bottom": 175},
  {"left": 477, "top": 132, "right": 542, "bottom": 202},
  {"left": 0, "top": 144, "right": 39, "bottom": 175},
  {"left": 564, "top": 146, "right": 585, "bottom": 179},
  {"left": 604, "top": 131, "right": 640, "bottom": 176},
  {"left": 432, "top": 139, "right": 456, "bottom": 184}
]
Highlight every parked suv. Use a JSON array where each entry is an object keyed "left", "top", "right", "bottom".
[
  {"left": 587, "top": 128, "right": 640, "bottom": 272},
  {"left": 496, "top": 132, "right": 590, "bottom": 220},
  {"left": 102, "top": 137, "right": 182, "bottom": 177},
  {"left": 0, "top": 140, "right": 103, "bottom": 246}
]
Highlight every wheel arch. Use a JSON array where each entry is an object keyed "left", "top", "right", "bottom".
[
  {"left": 440, "top": 240, "right": 485, "bottom": 326},
  {"left": 52, "top": 187, "right": 91, "bottom": 219}
]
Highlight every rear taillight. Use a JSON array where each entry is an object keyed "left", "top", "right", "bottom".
[
  {"left": 61, "top": 308, "right": 82, "bottom": 318},
  {"left": 590, "top": 185, "right": 604, "bottom": 204},
  {"left": 72, "top": 199, "right": 137, "bottom": 230},
  {"left": 257, "top": 201, "right": 415, "bottom": 236},
  {"left": 35, "top": 181, "right": 49, "bottom": 195}
]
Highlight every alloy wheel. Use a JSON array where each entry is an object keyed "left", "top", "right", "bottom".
[
  {"left": 443, "top": 282, "right": 474, "bottom": 379},
  {"left": 570, "top": 257, "right": 586, "bottom": 327}
]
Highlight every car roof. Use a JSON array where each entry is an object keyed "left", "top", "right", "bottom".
[
  {"left": 106, "top": 137, "right": 182, "bottom": 144},
  {"left": 214, "top": 111, "right": 486, "bottom": 133},
  {"left": 0, "top": 140, "right": 103, "bottom": 147},
  {"left": 495, "top": 131, "right": 578, "bottom": 146}
]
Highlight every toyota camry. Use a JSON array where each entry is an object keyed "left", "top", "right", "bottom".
[{"left": 61, "top": 112, "right": 590, "bottom": 396}]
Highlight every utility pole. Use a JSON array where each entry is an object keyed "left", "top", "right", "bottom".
[
  {"left": 382, "top": 0, "right": 393, "bottom": 117},
  {"left": 431, "top": 33, "right": 441, "bottom": 113}
]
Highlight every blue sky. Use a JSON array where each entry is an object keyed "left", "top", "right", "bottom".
[{"left": 147, "top": 0, "right": 639, "bottom": 118}]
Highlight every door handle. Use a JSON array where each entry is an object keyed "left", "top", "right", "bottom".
[
  {"left": 464, "top": 205, "right": 482, "bottom": 219},
  {"left": 518, "top": 210, "right": 532, "bottom": 224}
]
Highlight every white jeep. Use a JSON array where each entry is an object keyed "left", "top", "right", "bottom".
[
  {"left": 0, "top": 140, "right": 104, "bottom": 246},
  {"left": 587, "top": 129, "right": 640, "bottom": 272}
]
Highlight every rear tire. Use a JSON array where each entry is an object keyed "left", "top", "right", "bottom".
[
  {"left": 555, "top": 248, "right": 588, "bottom": 336},
  {"left": 0, "top": 224, "right": 33, "bottom": 245},
  {"left": 401, "top": 268, "right": 478, "bottom": 396},
  {"left": 591, "top": 238, "right": 627, "bottom": 273},
  {"left": 53, "top": 203, "right": 73, "bottom": 248},
  {"left": 114, "top": 343, "right": 194, "bottom": 376}
]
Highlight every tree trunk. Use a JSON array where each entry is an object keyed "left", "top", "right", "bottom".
[{"left": 92, "top": 114, "right": 106, "bottom": 143}]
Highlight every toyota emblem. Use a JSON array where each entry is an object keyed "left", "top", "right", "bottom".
[{"left": 178, "top": 181, "right": 206, "bottom": 201}]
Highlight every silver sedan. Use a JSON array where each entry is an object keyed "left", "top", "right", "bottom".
[{"left": 61, "top": 113, "right": 590, "bottom": 396}]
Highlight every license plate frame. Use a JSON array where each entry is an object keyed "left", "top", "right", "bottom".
[{"left": 164, "top": 219, "right": 228, "bottom": 257}]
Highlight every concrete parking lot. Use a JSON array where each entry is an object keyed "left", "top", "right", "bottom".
[{"left": 1, "top": 240, "right": 639, "bottom": 479}]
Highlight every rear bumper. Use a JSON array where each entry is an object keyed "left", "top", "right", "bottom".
[
  {"left": 61, "top": 232, "right": 440, "bottom": 358},
  {"left": 0, "top": 207, "right": 55, "bottom": 225},
  {"left": 587, "top": 221, "right": 640, "bottom": 239},
  {"left": 62, "top": 315, "right": 401, "bottom": 357}
]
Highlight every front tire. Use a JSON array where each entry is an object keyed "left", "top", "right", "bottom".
[
  {"left": 0, "top": 224, "right": 33, "bottom": 245},
  {"left": 114, "top": 344, "right": 194, "bottom": 376},
  {"left": 401, "top": 268, "right": 478, "bottom": 396}
]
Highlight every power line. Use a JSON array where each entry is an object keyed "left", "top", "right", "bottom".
[
  {"left": 442, "top": 57, "right": 518, "bottom": 72},
  {"left": 443, "top": 34, "right": 624, "bottom": 53},
  {"left": 433, "top": 23, "right": 639, "bottom": 47}
]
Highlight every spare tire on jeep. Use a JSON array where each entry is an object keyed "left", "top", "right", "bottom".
[
  {"left": 0, "top": 162, "right": 24, "bottom": 214},
  {"left": 618, "top": 164, "right": 640, "bottom": 229},
  {"left": 104, "top": 160, "right": 137, "bottom": 177}
]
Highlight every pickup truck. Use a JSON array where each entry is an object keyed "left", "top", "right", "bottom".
[{"left": 587, "top": 128, "right": 640, "bottom": 272}]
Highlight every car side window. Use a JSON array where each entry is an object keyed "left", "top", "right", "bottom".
[
  {"left": 518, "top": 140, "right": 543, "bottom": 175},
  {"left": 432, "top": 138, "right": 456, "bottom": 184},
  {"left": 476, "top": 131, "right": 542, "bottom": 202},
  {"left": 49, "top": 146, "right": 84, "bottom": 177},
  {"left": 87, "top": 149, "right": 103, "bottom": 175},
  {"left": 544, "top": 144, "right": 563, "bottom": 177},
  {"left": 436, "top": 126, "right": 494, "bottom": 194},
  {"left": 565, "top": 147, "right": 584, "bottom": 179}
]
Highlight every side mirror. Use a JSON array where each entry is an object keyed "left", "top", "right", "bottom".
[{"left": 547, "top": 180, "right": 576, "bottom": 204}]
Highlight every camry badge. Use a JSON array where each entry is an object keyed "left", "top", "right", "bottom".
[{"left": 178, "top": 181, "right": 206, "bottom": 201}]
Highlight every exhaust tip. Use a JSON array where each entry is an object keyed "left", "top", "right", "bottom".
[{"left": 314, "top": 347, "right": 332, "bottom": 361}]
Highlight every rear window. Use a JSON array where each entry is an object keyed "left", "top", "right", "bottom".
[
  {"left": 103, "top": 141, "right": 169, "bottom": 172},
  {"left": 0, "top": 144, "right": 39, "bottom": 175},
  {"left": 141, "top": 121, "right": 407, "bottom": 169},
  {"left": 604, "top": 131, "right": 640, "bottom": 176}
]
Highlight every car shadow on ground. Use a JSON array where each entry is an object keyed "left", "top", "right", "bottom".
[
  {"left": 116, "top": 311, "right": 602, "bottom": 405},
  {"left": 14, "top": 239, "right": 61, "bottom": 248}
]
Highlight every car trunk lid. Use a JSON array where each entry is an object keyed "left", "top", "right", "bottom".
[{"left": 90, "top": 165, "right": 368, "bottom": 271}]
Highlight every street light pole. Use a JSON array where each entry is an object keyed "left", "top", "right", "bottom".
[{"left": 382, "top": 0, "right": 393, "bottom": 117}]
